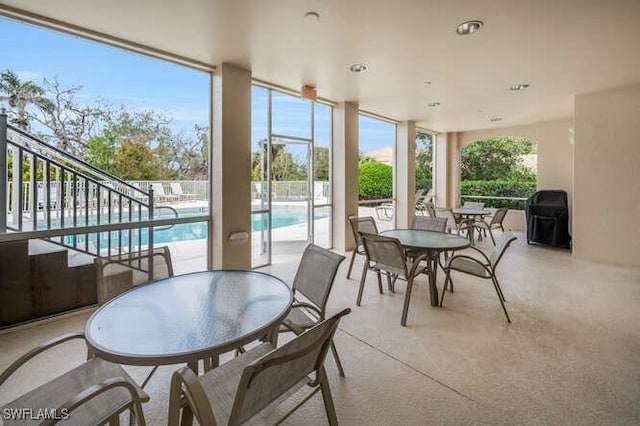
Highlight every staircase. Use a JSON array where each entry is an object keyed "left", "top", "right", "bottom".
[
  {"left": 0, "top": 240, "right": 96, "bottom": 327},
  {"left": 1, "top": 114, "right": 162, "bottom": 328}
]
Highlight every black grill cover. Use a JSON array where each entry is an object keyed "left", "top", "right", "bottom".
[{"left": 525, "top": 190, "right": 571, "bottom": 248}]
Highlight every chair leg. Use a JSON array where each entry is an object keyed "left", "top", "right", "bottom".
[
  {"left": 330, "top": 342, "right": 345, "bottom": 377},
  {"left": 401, "top": 276, "right": 415, "bottom": 326},
  {"left": 376, "top": 271, "right": 383, "bottom": 294},
  {"left": 356, "top": 267, "right": 368, "bottom": 306},
  {"left": 488, "top": 228, "right": 496, "bottom": 245},
  {"left": 491, "top": 276, "right": 511, "bottom": 323},
  {"left": 440, "top": 269, "right": 452, "bottom": 306},
  {"left": 319, "top": 367, "right": 339, "bottom": 426},
  {"left": 346, "top": 250, "right": 357, "bottom": 279}
]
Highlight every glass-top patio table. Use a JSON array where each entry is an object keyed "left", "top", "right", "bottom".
[
  {"left": 452, "top": 208, "right": 491, "bottom": 246},
  {"left": 85, "top": 270, "right": 292, "bottom": 375},
  {"left": 381, "top": 229, "right": 470, "bottom": 306}
]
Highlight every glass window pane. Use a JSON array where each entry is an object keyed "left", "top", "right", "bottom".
[
  {"left": 313, "top": 206, "right": 332, "bottom": 248},
  {"left": 272, "top": 91, "right": 311, "bottom": 139}
]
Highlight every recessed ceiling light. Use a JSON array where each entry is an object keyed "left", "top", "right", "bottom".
[
  {"left": 456, "top": 20, "right": 483, "bottom": 35},
  {"left": 350, "top": 63, "right": 368, "bottom": 73},
  {"left": 490, "top": 117, "right": 502, "bottom": 122},
  {"left": 510, "top": 83, "right": 530, "bottom": 91},
  {"left": 304, "top": 11, "right": 320, "bottom": 22},
  {"left": 424, "top": 81, "right": 432, "bottom": 85},
  {"left": 427, "top": 102, "right": 441, "bottom": 107}
]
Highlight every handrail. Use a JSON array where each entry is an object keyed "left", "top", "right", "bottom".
[
  {"left": 7, "top": 124, "right": 147, "bottom": 196},
  {"left": 461, "top": 194, "right": 528, "bottom": 201}
]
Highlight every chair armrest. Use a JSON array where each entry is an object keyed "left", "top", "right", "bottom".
[
  {"left": 0, "top": 332, "right": 86, "bottom": 386},
  {"left": 42, "top": 376, "right": 145, "bottom": 426},
  {"left": 169, "top": 367, "right": 217, "bottom": 426},
  {"left": 291, "top": 301, "right": 323, "bottom": 319},
  {"left": 445, "top": 254, "right": 492, "bottom": 276}
]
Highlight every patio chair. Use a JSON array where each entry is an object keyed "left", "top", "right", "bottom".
[
  {"left": 167, "top": 309, "right": 351, "bottom": 426},
  {"left": 346, "top": 216, "right": 379, "bottom": 279},
  {"left": 150, "top": 182, "right": 179, "bottom": 202},
  {"left": 170, "top": 182, "right": 197, "bottom": 200},
  {"left": 473, "top": 207, "right": 509, "bottom": 245},
  {"left": 415, "top": 189, "right": 434, "bottom": 215},
  {"left": 435, "top": 208, "right": 465, "bottom": 234},
  {"left": 440, "top": 232, "right": 517, "bottom": 323},
  {"left": 0, "top": 332, "right": 148, "bottom": 425},
  {"left": 279, "top": 244, "right": 347, "bottom": 376},
  {"left": 411, "top": 215, "right": 447, "bottom": 233},
  {"left": 357, "top": 232, "right": 429, "bottom": 326},
  {"left": 95, "top": 246, "right": 174, "bottom": 305}
]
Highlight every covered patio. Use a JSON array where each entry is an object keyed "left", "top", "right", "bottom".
[{"left": 1, "top": 0, "right": 640, "bottom": 424}]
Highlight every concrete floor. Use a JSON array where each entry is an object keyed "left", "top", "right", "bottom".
[{"left": 1, "top": 231, "right": 639, "bottom": 425}]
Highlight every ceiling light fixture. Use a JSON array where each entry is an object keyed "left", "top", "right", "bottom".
[
  {"left": 427, "top": 102, "right": 441, "bottom": 107},
  {"left": 510, "top": 83, "right": 530, "bottom": 91},
  {"left": 350, "top": 63, "right": 368, "bottom": 73},
  {"left": 456, "top": 20, "right": 483, "bottom": 35},
  {"left": 490, "top": 117, "right": 502, "bottom": 122}
]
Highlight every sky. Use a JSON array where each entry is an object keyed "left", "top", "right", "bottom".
[{"left": 1, "top": 16, "right": 394, "bottom": 153}]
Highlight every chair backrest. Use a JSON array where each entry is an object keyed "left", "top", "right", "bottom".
[
  {"left": 170, "top": 182, "right": 184, "bottom": 195},
  {"left": 424, "top": 202, "right": 437, "bottom": 218},
  {"left": 348, "top": 216, "right": 379, "bottom": 250},
  {"left": 151, "top": 182, "right": 166, "bottom": 196},
  {"left": 292, "top": 244, "right": 346, "bottom": 312},
  {"left": 411, "top": 215, "right": 447, "bottom": 233},
  {"left": 95, "top": 246, "right": 174, "bottom": 304},
  {"left": 229, "top": 308, "right": 351, "bottom": 424},
  {"left": 463, "top": 201, "right": 485, "bottom": 209},
  {"left": 489, "top": 232, "right": 517, "bottom": 269},
  {"left": 359, "top": 232, "right": 407, "bottom": 277},
  {"left": 435, "top": 208, "right": 460, "bottom": 230},
  {"left": 490, "top": 207, "right": 509, "bottom": 225}
]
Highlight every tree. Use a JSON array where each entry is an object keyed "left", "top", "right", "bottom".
[
  {"left": 85, "top": 128, "right": 119, "bottom": 174},
  {"left": 25, "top": 76, "right": 106, "bottom": 155},
  {"left": 314, "top": 147, "right": 329, "bottom": 181},
  {"left": 416, "top": 131, "right": 433, "bottom": 190},
  {"left": 113, "top": 139, "right": 162, "bottom": 180},
  {"left": 461, "top": 137, "right": 535, "bottom": 181},
  {"left": 0, "top": 70, "right": 51, "bottom": 130}
]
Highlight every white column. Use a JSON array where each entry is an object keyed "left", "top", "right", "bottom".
[
  {"left": 211, "top": 63, "right": 252, "bottom": 269},
  {"left": 395, "top": 121, "right": 416, "bottom": 228},
  {"left": 332, "top": 102, "right": 359, "bottom": 251}
]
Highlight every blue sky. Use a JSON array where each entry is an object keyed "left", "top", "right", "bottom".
[{"left": 1, "top": 16, "right": 393, "bottom": 152}]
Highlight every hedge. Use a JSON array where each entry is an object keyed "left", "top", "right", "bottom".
[
  {"left": 461, "top": 179, "right": 536, "bottom": 209},
  {"left": 359, "top": 161, "right": 392, "bottom": 199}
]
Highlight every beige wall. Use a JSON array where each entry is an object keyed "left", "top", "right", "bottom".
[
  {"left": 211, "top": 63, "right": 252, "bottom": 269},
  {"left": 573, "top": 84, "right": 640, "bottom": 266}
]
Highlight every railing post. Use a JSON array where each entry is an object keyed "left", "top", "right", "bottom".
[{"left": 1, "top": 110, "right": 7, "bottom": 233}]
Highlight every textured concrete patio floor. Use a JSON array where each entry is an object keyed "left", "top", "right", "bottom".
[{"left": 1, "top": 231, "right": 639, "bottom": 425}]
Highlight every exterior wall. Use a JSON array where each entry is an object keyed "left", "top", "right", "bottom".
[{"left": 573, "top": 84, "right": 640, "bottom": 266}]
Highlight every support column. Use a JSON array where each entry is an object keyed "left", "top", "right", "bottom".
[
  {"left": 211, "top": 63, "right": 252, "bottom": 269},
  {"left": 395, "top": 121, "right": 416, "bottom": 228},
  {"left": 434, "top": 132, "right": 460, "bottom": 208},
  {"left": 332, "top": 102, "right": 359, "bottom": 251}
]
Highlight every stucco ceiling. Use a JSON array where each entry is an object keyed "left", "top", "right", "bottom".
[{"left": 2, "top": 0, "right": 640, "bottom": 132}]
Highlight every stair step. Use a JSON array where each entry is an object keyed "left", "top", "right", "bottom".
[{"left": 28, "top": 239, "right": 95, "bottom": 267}]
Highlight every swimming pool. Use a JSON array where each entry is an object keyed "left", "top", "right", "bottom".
[{"left": 63, "top": 205, "right": 328, "bottom": 246}]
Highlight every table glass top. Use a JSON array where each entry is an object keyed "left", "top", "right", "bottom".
[
  {"left": 85, "top": 270, "right": 292, "bottom": 363},
  {"left": 381, "top": 229, "right": 470, "bottom": 250},
  {"left": 452, "top": 208, "right": 490, "bottom": 215}
]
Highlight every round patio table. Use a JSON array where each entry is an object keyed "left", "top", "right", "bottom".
[
  {"left": 85, "top": 270, "right": 292, "bottom": 374},
  {"left": 381, "top": 229, "right": 470, "bottom": 306},
  {"left": 452, "top": 208, "right": 491, "bottom": 246}
]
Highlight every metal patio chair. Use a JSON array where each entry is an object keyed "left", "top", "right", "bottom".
[
  {"left": 167, "top": 309, "right": 351, "bottom": 426},
  {"left": 0, "top": 333, "right": 148, "bottom": 425},
  {"left": 346, "top": 216, "right": 379, "bottom": 279},
  {"left": 279, "top": 244, "right": 347, "bottom": 376},
  {"left": 440, "top": 232, "right": 517, "bottom": 323},
  {"left": 473, "top": 207, "right": 509, "bottom": 245}
]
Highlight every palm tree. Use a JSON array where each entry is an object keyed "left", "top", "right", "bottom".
[{"left": 0, "top": 70, "right": 51, "bottom": 131}]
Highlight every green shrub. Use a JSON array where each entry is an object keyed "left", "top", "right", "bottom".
[
  {"left": 461, "top": 179, "right": 537, "bottom": 209},
  {"left": 359, "top": 161, "right": 392, "bottom": 199}
]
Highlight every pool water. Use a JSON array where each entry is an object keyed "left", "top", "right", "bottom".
[{"left": 64, "top": 206, "right": 328, "bottom": 246}]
